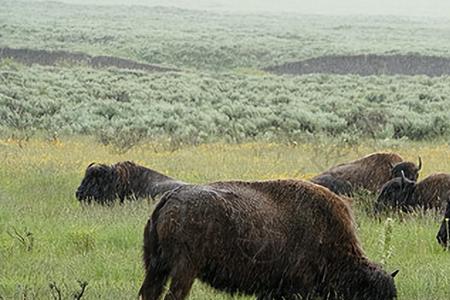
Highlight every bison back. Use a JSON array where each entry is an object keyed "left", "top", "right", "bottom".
[{"left": 152, "top": 180, "right": 363, "bottom": 296}]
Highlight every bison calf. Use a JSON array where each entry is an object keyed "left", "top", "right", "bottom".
[
  {"left": 375, "top": 172, "right": 450, "bottom": 213},
  {"left": 75, "top": 161, "right": 185, "bottom": 204},
  {"left": 139, "top": 180, "right": 397, "bottom": 300},
  {"left": 311, "top": 152, "right": 421, "bottom": 195}
]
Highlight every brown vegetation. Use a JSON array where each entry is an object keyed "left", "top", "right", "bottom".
[
  {"left": 264, "top": 54, "right": 450, "bottom": 76},
  {"left": 0, "top": 47, "right": 178, "bottom": 72}
]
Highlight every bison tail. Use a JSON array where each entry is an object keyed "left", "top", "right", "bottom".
[
  {"left": 142, "top": 187, "right": 182, "bottom": 271},
  {"left": 140, "top": 190, "right": 181, "bottom": 299}
]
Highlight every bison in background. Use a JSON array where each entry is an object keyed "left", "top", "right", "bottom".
[
  {"left": 436, "top": 195, "right": 450, "bottom": 248},
  {"left": 311, "top": 152, "right": 421, "bottom": 195},
  {"left": 75, "top": 161, "right": 185, "bottom": 204},
  {"left": 139, "top": 179, "right": 397, "bottom": 300},
  {"left": 311, "top": 174, "right": 354, "bottom": 196},
  {"left": 375, "top": 172, "right": 450, "bottom": 213}
]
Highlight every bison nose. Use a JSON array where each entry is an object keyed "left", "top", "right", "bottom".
[{"left": 75, "top": 189, "right": 82, "bottom": 199}]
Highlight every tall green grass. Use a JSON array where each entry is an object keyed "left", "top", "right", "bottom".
[{"left": 0, "top": 138, "right": 449, "bottom": 299}]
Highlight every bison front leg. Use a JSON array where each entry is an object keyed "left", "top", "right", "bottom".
[{"left": 163, "top": 257, "right": 197, "bottom": 300}]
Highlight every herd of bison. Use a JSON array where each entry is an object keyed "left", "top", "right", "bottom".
[{"left": 75, "top": 152, "right": 450, "bottom": 300}]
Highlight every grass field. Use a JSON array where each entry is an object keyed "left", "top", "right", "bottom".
[
  {"left": 2, "top": 0, "right": 450, "bottom": 71},
  {"left": 0, "top": 137, "right": 449, "bottom": 299},
  {"left": 1, "top": 0, "right": 450, "bottom": 299}
]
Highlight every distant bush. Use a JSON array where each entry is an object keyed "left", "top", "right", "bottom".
[{"left": 0, "top": 64, "right": 449, "bottom": 147}]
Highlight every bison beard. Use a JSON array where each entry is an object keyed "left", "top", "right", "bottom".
[
  {"left": 75, "top": 161, "right": 185, "bottom": 204},
  {"left": 139, "top": 180, "right": 397, "bottom": 300},
  {"left": 311, "top": 152, "right": 421, "bottom": 195}
]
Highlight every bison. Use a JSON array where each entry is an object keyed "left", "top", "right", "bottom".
[
  {"left": 311, "top": 152, "right": 421, "bottom": 195},
  {"left": 375, "top": 172, "right": 450, "bottom": 213},
  {"left": 436, "top": 195, "right": 450, "bottom": 248},
  {"left": 310, "top": 174, "right": 354, "bottom": 196},
  {"left": 75, "top": 161, "right": 185, "bottom": 204},
  {"left": 139, "top": 179, "right": 397, "bottom": 300}
]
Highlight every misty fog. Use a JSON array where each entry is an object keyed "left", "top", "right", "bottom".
[{"left": 28, "top": 0, "right": 450, "bottom": 17}]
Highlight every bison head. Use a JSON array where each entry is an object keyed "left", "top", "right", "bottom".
[
  {"left": 312, "top": 174, "right": 353, "bottom": 196},
  {"left": 391, "top": 156, "right": 421, "bottom": 181},
  {"left": 436, "top": 195, "right": 450, "bottom": 248},
  {"left": 374, "top": 171, "right": 416, "bottom": 213},
  {"left": 75, "top": 162, "right": 118, "bottom": 204}
]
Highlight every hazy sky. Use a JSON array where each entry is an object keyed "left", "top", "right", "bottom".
[{"left": 32, "top": 0, "right": 450, "bottom": 17}]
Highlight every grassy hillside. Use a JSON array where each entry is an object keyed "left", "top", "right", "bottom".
[
  {"left": 1, "top": 1, "right": 450, "bottom": 144},
  {"left": 0, "top": 138, "right": 449, "bottom": 299},
  {"left": 2, "top": 0, "right": 450, "bottom": 71}
]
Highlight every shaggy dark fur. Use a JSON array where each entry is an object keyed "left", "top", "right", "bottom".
[
  {"left": 311, "top": 152, "right": 421, "bottom": 194},
  {"left": 311, "top": 174, "right": 353, "bottom": 196},
  {"left": 436, "top": 195, "right": 450, "bottom": 247},
  {"left": 375, "top": 173, "right": 450, "bottom": 213},
  {"left": 139, "top": 180, "right": 397, "bottom": 300},
  {"left": 75, "top": 161, "right": 185, "bottom": 204}
]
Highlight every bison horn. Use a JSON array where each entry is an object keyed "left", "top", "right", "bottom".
[
  {"left": 417, "top": 156, "right": 422, "bottom": 171},
  {"left": 391, "top": 270, "right": 399, "bottom": 278},
  {"left": 401, "top": 170, "right": 406, "bottom": 186},
  {"left": 87, "top": 162, "right": 96, "bottom": 168}
]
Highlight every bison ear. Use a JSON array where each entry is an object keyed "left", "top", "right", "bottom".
[{"left": 391, "top": 270, "right": 399, "bottom": 278}]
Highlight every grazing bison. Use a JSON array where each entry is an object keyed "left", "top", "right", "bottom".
[
  {"left": 311, "top": 152, "right": 421, "bottom": 195},
  {"left": 139, "top": 179, "right": 397, "bottom": 300},
  {"left": 436, "top": 195, "right": 450, "bottom": 247},
  {"left": 375, "top": 172, "right": 450, "bottom": 213},
  {"left": 75, "top": 161, "right": 185, "bottom": 204},
  {"left": 310, "top": 174, "right": 353, "bottom": 196}
]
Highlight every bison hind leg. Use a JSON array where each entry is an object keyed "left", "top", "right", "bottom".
[
  {"left": 139, "top": 260, "right": 170, "bottom": 300},
  {"left": 163, "top": 256, "right": 198, "bottom": 300}
]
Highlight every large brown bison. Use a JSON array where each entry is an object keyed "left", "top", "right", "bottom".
[
  {"left": 75, "top": 161, "right": 185, "bottom": 204},
  {"left": 375, "top": 172, "right": 450, "bottom": 213},
  {"left": 311, "top": 152, "right": 421, "bottom": 195},
  {"left": 139, "top": 179, "right": 397, "bottom": 300},
  {"left": 436, "top": 195, "right": 450, "bottom": 247}
]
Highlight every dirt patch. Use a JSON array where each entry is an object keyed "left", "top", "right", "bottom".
[
  {"left": 264, "top": 54, "right": 450, "bottom": 77},
  {"left": 0, "top": 47, "right": 178, "bottom": 72}
]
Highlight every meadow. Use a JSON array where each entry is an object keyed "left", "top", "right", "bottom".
[
  {"left": 1, "top": 0, "right": 450, "bottom": 299},
  {"left": 1, "top": 137, "right": 450, "bottom": 299}
]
